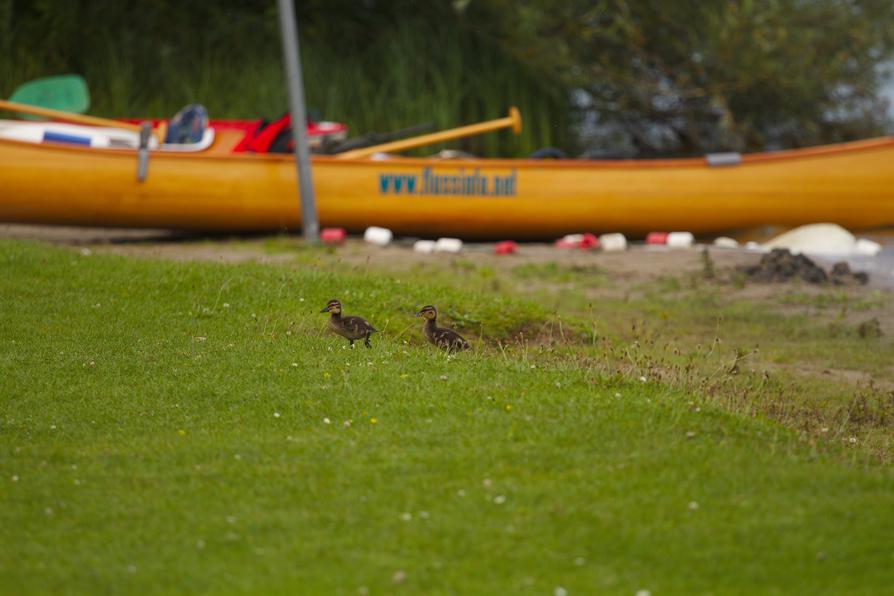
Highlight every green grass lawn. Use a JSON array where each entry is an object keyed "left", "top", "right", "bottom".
[{"left": 2, "top": 240, "right": 893, "bottom": 595}]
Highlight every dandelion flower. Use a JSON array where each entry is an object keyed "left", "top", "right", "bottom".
[{"left": 370, "top": 418, "right": 378, "bottom": 425}]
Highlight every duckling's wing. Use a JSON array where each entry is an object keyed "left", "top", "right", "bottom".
[
  {"left": 432, "top": 327, "right": 469, "bottom": 350},
  {"left": 343, "top": 315, "right": 376, "bottom": 334}
]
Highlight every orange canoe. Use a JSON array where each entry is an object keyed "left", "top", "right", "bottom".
[{"left": 2, "top": 129, "right": 894, "bottom": 239}]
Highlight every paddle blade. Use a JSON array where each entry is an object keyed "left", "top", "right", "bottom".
[{"left": 8, "top": 75, "right": 90, "bottom": 119}]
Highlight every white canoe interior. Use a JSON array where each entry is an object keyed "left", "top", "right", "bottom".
[{"left": 0, "top": 120, "right": 215, "bottom": 152}]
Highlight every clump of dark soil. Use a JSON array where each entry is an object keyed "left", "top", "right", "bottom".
[
  {"left": 857, "top": 318, "right": 883, "bottom": 338},
  {"left": 741, "top": 249, "right": 868, "bottom": 285}
]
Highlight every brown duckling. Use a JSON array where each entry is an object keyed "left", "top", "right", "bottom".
[
  {"left": 416, "top": 305, "right": 470, "bottom": 352},
  {"left": 320, "top": 299, "right": 378, "bottom": 348}
]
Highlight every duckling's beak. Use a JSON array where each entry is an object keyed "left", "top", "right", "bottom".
[
  {"left": 320, "top": 306, "right": 330, "bottom": 313},
  {"left": 415, "top": 310, "right": 423, "bottom": 317}
]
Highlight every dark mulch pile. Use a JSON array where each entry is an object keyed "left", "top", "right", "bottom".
[{"left": 740, "top": 248, "right": 869, "bottom": 285}]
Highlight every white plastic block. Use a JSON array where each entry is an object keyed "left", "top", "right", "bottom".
[
  {"left": 599, "top": 233, "right": 627, "bottom": 252},
  {"left": 713, "top": 236, "right": 739, "bottom": 248},
  {"left": 413, "top": 240, "right": 437, "bottom": 254},
  {"left": 667, "top": 231, "right": 695, "bottom": 248},
  {"left": 363, "top": 226, "right": 393, "bottom": 246},
  {"left": 435, "top": 237, "right": 463, "bottom": 253},
  {"left": 855, "top": 238, "right": 882, "bottom": 256}
]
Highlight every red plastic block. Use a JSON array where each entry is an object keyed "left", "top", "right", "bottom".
[
  {"left": 494, "top": 241, "right": 518, "bottom": 255},
  {"left": 646, "top": 231, "right": 669, "bottom": 245},
  {"left": 320, "top": 227, "right": 346, "bottom": 244}
]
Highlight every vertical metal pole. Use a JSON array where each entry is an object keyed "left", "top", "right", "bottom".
[{"left": 277, "top": 0, "right": 319, "bottom": 242}]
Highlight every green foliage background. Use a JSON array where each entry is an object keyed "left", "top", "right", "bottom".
[{"left": 1, "top": 0, "right": 893, "bottom": 156}]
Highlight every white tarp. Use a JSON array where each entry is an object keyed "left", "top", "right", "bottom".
[{"left": 763, "top": 223, "right": 881, "bottom": 257}]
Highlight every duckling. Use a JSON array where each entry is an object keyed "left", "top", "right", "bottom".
[
  {"left": 416, "top": 305, "right": 470, "bottom": 352},
  {"left": 320, "top": 299, "right": 377, "bottom": 348}
]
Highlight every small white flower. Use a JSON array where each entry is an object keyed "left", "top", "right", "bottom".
[
  {"left": 848, "top": 437, "right": 857, "bottom": 444},
  {"left": 80, "top": 248, "right": 92, "bottom": 256},
  {"left": 418, "top": 511, "right": 430, "bottom": 519},
  {"left": 11, "top": 475, "right": 19, "bottom": 482},
  {"left": 688, "top": 501, "right": 699, "bottom": 511},
  {"left": 639, "top": 376, "right": 647, "bottom": 382},
  {"left": 554, "top": 587, "right": 568, "bottom": 596},
  {"left": 493, "top": 495, "right": 506, "bottom": 505},
  {"left": 614, "top": 392, "right": 622, "bottom": 398},
  {"left": 323, "top": 418, "right": 331, "bottom": 424},
  {"left": 226, "top": 516, "right": 236, "bottom": 524},
  {"left": 291, "top": 362, "right": 298, "bottom": 367},
  {"left": 299, "top": 297, "right": 305, "bottom": 302},
  {"left": 343, "top": 420, "right": 352, "bottom": 428},
  {"left": 573, "top": 556, "right": 586, "bottom": 566},
  {"left": 482, "top": 478, "right": 493, "bottom": 488},
  {"left": 529, "top": 364, "right": 536, "bottom": 369},
  {"left": 392, "top": 570, "right": 407, "bottom": 584},
  {"left": 636, "top": 591, "right": 652, "bottom": 596},
  {"left": 44, "top": 507, "right": 53, "bottom": 515},
  {"left": 440, "top": 375, "right": 448, "bottom": 381},
  {"left": 50, "top": 425, "right": 56, "bottom": 430},
  {"left": 196, "top": 539, "right": 205, "bottom": 549},
  {"left": 457, "top": 489, "right": 466, "bottom": 497},
  {"left": 273, "top": 412, "right": 281, "bottom": 418},
  {"left": 126, "top": 564, "right": 136, "bottom": 574},
  {"left": 234, "top": 454, "right": 242, "bottom": 460},
  {"left": 399, "top": 512, "right": 412, "bottom": 521}
]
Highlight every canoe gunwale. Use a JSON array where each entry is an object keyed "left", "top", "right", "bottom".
[{"left": 1, "top": 134, "right": 893, "bottom": 170}]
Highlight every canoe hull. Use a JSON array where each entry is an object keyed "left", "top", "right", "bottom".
[{"left": 2, "top": 136, "right": 894, "bottom": 238}]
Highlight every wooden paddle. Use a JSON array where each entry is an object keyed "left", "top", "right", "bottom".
[
  {"left": 0, "top": 98, "right": 167, "bottom": 145},
  {"left": 0, "top": 99, "right": 143, "bottom": 131},
  {"left": 9, "top": 75, "right": 90, "bottom": 117},
  {"left": 334, "top": 107, "right": 522, "bottom": 160}
]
